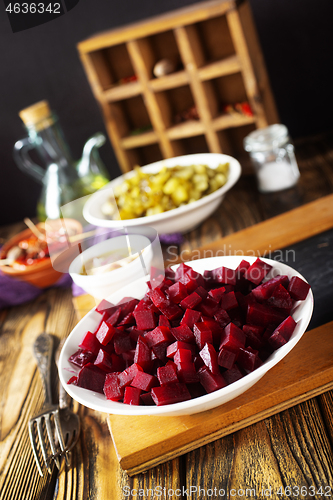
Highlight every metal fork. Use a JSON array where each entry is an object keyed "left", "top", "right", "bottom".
[{"left": 29, "top": 333, "right": 65, "bottom": 476}]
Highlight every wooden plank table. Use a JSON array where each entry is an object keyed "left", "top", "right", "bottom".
[{"left": 1, "top": 132, "right": 333, "bottom": 499}]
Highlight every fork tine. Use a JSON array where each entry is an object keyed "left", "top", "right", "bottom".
[
  {"left": 45, "top": 413, "right": 61, "bottom": 470},
  {"left": 28, "top": 420, "right": 44, "bottom": 477},
  {"left": 53, "top": 410, "right": 69, "bottom": 465},
  {"left": 36, "top": 417, "right": 52, "bottom": 474}
]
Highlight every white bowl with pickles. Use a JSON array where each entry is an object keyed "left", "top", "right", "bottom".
[{"left": 83, "top": 153, "right": 241, "bottom": 234}]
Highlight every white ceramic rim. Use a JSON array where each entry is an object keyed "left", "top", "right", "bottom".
[
  {"left": 59, "top": 256, "right": 314, "bottom": 416},
  {"left": 82, "top": 153, "right": 241, "bottom": 228}
]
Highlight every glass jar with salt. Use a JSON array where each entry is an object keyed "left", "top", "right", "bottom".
[{"left": 244, "top": 124, "right": 300, "bottom": 192}]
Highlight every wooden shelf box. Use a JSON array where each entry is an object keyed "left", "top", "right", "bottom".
[{"left": 77, "top": 0, "right": 279, "bottom": 173}]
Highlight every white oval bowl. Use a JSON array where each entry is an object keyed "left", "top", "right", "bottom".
[
  {"left": 83, "top": 153, "right": 241, "bottom": 234},
  {"left": 59, "top": 256, "right": 313, "bottom": 416},
  {"left": 69, "top": 234, "right": 153, "bottom": 300}
]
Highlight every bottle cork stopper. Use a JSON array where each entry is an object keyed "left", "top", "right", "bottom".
[{"left": 19, "top": 100, "right": 52, "bottom": 128}]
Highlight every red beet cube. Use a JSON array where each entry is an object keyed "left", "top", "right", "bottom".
[
  {"left": 214, "top": 309, "right": 231, "bottom": 328},
  {"left": 96, "top": 321, "right": 117, "bottom": 346},
  {"left": 103, "top": 372, "right": 124, "bottom": 401},
  {"left": 157, "top": 361, "right": 178, "bottom": 385},
  {"left": 159, "top": 301, "right": 183, "bottom": 320},
  {"left": 96, "top": 299, "right": 116, "bottom": 316},
  {"left": 76, "top": 363, "right": 106, "bottom": 394},
  {"left": 243, "top": 324, "right": 264, "bottom": 350},
  {"left": 168, "top": 281, "right": 188, "bottom": 304},
  {"left": 113, "top": 332, "right": 133, "bottom": 354},
  {"left": 211, "top": 266, "right": 237, "bottom": 285},
  {"left": 94, "top": 349, "right": 114, "bottom": 372},
  {"left": 193, "top": 322, "right": 213, "bottom": 349},
  {"left": 134, "top": 336, "right": 152, "bottom": 372},
  {"left": 158, "top": 315, "right": 171, "bottom": 328},
  {"left": 166, "top": 341, "right": 197, "bottom": 358},
  {"left": 251, "top": 275, "right": 289, "bottom": 302},
  {"left": 134, "top": 296, "right": 158, "bottom": 313},
  {"left": 118, "top": 312, "right": 135, "bottom": 327},
  {"left": 288, "top": 276, "right": 311, "bottom": 300},
  {"left": 223, "top": 364, "right": 244, "bottom": 384},
  {"left": 220, "top": 322, "right": 246, "bottom": 352},
  {"left": 180, "top": 292, "right": 202, "bottom": 309},
  {"left": 133, "top": 309, "right": 157, "bottom": 330},
  {"left": 148, "top": 287, "right": 168, "bottom": 308},
  {"left": 220, "top": 291, "right": 238, "bottom": 311},
  {"left": 165, "top": 267, "right": 176, "bottom": 281},
  {"left": 244, "top": 258, "right": 272, "bottom": 285},
  {"left": 118, "top": 363, "right": 143, "bottom": 388},
  {"left": 171, "top": 324, "right": 195, "bottom": 343},
  {"left": 123, "top": 386, "right": 142, "bottom": 405},
  {"left": 235, "top": 259, "right": 251, "bottom": 275},
  {"left": 107, "top": 308, "right": 122, "bottom": 326},
  {"left": 144, "top": 326, "right": 172, "bottom": 348},
  {"left": 199, "top": 343, "right": 219, "bottom": 375},
  {"left": 151, "top": 382, "right": 191, "bottom": 406},
  {"left": 237, "top": 346, "right": 261, "bottom": 372},
  {"left": 198, "top": 366, "right": 226, "bottom": 393},
  {"left": 175, "top": 262, "right": 192, "bottom": 280},
  {"left": 177, "top": 362, "right": 199, "bottom": 383},
  {"left": 267, "top": 284, "right": 293, "bottom": 309},
  {"left": 174, "top": 348, "right": 193, "bottom": 364},
  {"left": 180, "top": 268, "right": 206, "bottom": 292},
  {"left": 218, "top": 347, "right": 236, "bottom": 369},
  {"left": 131, "top": 371, "right": 158, "bottom": 391},
  {"left": 195, "top": 286, "right": 208, "bottom": 299},
  {"left": 208, "top": 287, "right": 226, "bottom": 301},
  {"left": 69, "top": 349, "right": 96, "bottom": 368},
  {"left": 247, "top": 302, "right": 287, "bottom": 328},
  {"left": 140, "top": 392, "right": 155, "bottom": 405},
  {"left": 197, "top": 298, "right": 219, "bottom": 316},
  {"left": 119, "top": 298, "right": 140, "bottom": 317},
  {"left": 79, "top": 331, "right": 102, "bottom": 355},
  {"left": 180, "top": 309, "right": 202, "bottom": 329},
  {"left": 268, "top": 315, "right": 297, "bottom": 350}
]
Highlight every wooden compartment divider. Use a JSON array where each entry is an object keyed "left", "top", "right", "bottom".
[{"left": 77, "top": 0, "right": 279, "bottom": 172}]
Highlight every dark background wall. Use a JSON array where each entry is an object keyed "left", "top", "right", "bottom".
[{"left": 0, "top": 0, "right": 332, "bottom": 227}]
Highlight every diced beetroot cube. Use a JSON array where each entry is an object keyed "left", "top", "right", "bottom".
[
  {"left": 171, "top": 324, "right": 195, "bottom": 343},
  {"left": 69, "top": 349, "right": 96, "bottom": 368},
  {"left": 174, "top": 348, "right": 193, "bottom": 364},
  {"left": 211, "top": 266, "right": 236, "bottom": 285},
  {"left": 180, "top": 268, "right": 206, "bottom": 293},
  {"left": 79, "top": 331, "right": 102, "bottom": 355},
  {"left": 247, "top": 302, "right": 287, "bottom": 328},
  {"left": 148, "top": 288, "right": 168, "bottom": 308},
  {"left": 152, "top": 342, "right": 169, "bottom": 361},
  {"left": 92, "top": 311, "right": 109, "bottom": 334},
  {"left": 177, "top": 361, "right": 199, "bottom": 384},
  {"left": 151, "top": 382, "right": 191, "bottom": 406},
  {"left": 103, "top": 372, "right": 124, "bottom": 401},
  {"left": 220, "top": 291, "right": 238, "bottom": 310},
  {"left": 157, "top": 362, "right": 178, "bottom": 385},
  {"left": 158, "top": 315, "right": 171, "bottom": 328},
  {"left": 131, "top": 371, "right": 158, "bottom": 391},
  {"left": 200, "top": 319, "right": 222, "bottom": 346},
  {"left": 235, "top": 259, "right": 251, "bottom": 275},
  {"left": 267, "top": 284, "right": 293, "bottom": 309},
  {"left": 140, "top": 392, "right": 155, "bottom": 405},
  {"left": 180, "top": 309, "right": 202, "bottom": 329},
  {"left": 113, "top": 332, "right": 133, "bottom": 354},
  {"left": 134, "top": 336, "right": 152, "bottom": 372},
  {"left": 134, "top": 296, "right": 159, "bottom": 313},
  {"left": 193, "top": 322, "right": 213, "bottom": 349},
  {"left": 198, "top": 366, "right": 226, "bottom": 393},
  {"left": 123, "top": 386, "right": 142, "bottom": 405},
  {"left": 122, "top": 349, "right": 135, "bottom": 363},
  {"left": 165, "top": 267, "right": 176, "bottom": 281},
  {"left": 195, "top": 286, "right": 208, "bottom": 299},
  {"left": 180, "top": 292, "right": 202, "bottom": 309},
  {"left": 208, "top": 287, "right": 226, "bottom": 301},
  {"left": 67, "top": 375, "right": 78, "bottom": 385},
  {"left": 268, "top": 315, "right": 297, "bottom": 348},
  {"left": 219, "top": 322, "right": 246, "bottom": 351},
  {"left": 133, "top": 309, "right": 157, "bottom": 330},
  {"left": 159, "top": 301, "right": 183, "bottom": 320},
  {"left": 76, "top": 363, "right": 106, "bottom": 394},
  {"left": 166, "top": 341, "right": 197, "bottom": 358},
  {"left": 194, "top": 354, "right": 205, "bottom": 371},
  {"left": 168, "top": 281, "right": 188, "bottom": 304},
  {"left": 128, "top": 327, "right": 145, "bottom": 343},
  {"left": 244, "top": 258, "right": 272, "bottom": 285},
  {"left": 96, "top": 321, "right": 117, "bottom": 346},
  {"left": 223, "top": 364, "right": 244, "bottom": 384},
  {"left": 119, "top": 298, "right": 140, "bottom": 317},
  {"left": 197, "top": 298, "right": 219, "bottom": 316},
  {"left": 218, "top": 347, "right": 236, "bottom": 369},
  {"left": 118, "top": 363, "right": 143, "bottom": 388},
  {"left": 94, "top": 349, "right": 114, "bottom": 372},
  {"left": 288, "top": 276, "right": 311, "bottom": 300},
  {"left": 237, "top": 346, "right": 261, "bottom": 373},
  {"left": 243, "top": 324, "right": 264, "bottom": 350},
  {"left": 109, "top": 353, "right": 126, "bottom": 372},
  {"left": 96, "top": 299, "right": 116, "bottom": 316},
  {"left": 118, "top": 312, "right": 135, "bottom": 327},
  {"left": 199, "top": 343, "right": 219, "bottom": 374},
  {"left": 251, "top": 275, "right": 289, "bottom": 302},
  {"left": 144, "top": 326, "right": 172, "bottom": 348},
  {"left": 188, "top": 382, "right": 207, "bottom": 399},
  {"left": 214, "top": 309, "right": 231, "bottom": 328},
  {"left": 107, "top": 308, "right": 122, "bottom": 326},
  {"left": 175, "top": 262, "right": 192, "bottom": 280},
  {"left": 235, "top": 291, "right": 257, "bottom": 313}
]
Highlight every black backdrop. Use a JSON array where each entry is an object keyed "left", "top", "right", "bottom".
[{"left": 1, "top": 0, "right": 332, "bottom": 226}]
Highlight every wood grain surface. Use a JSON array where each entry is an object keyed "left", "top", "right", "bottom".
[{"left": 1, "top": 131, "right": 333, "bottom": 499}]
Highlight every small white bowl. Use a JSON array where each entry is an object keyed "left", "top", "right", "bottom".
[
  {"left": 59, "top": 256, "right": 314, "bottom": 416},
  {"left": 69, "top": 234, "right": 153, "bottom": 300},
  {"left": 82, "top": 153, "right": 241, "bottom": 234}
]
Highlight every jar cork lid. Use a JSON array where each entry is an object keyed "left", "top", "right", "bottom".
[
  {"left": 19, "top": 100, "right": 54, "bottom": 130},
  {"left": 244, "top": 124, "right": 289, "bottom": 153}
]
